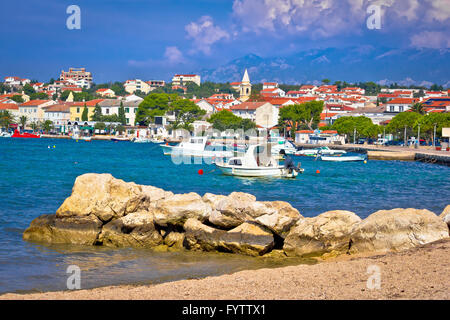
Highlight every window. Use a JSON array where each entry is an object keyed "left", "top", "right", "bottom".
[
  {"left": 389, "top": 106, "right": 395, "bottom": 112},
  {"left": 125, "top": 108, "right": 129, "bottom": 113},
  {"left": 399, "top": 106, "right": 404, "bottom": 112},
  {"left": 106, "top": 109, "right": 109, "bottom": 114},
  {"left": 77, "top": 107, "right": 80, "bottom": 113},
  {"left": 134, "top": 108, "right": 137, "bottom": 113},
  {"left": 126, "top": 118, "right": 129, "bottom": 124}
]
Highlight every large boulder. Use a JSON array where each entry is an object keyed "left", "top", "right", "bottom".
[
  {"left": 255, "top": 201, "right": 303, "bottom": 238},
  {"left": 98, "top": 212, "right": 163, "bottom": 248},
  {"left": 184, "top": 218, "right": 274, "bottom": 256},
  {"left": 440, "top": 205, "right": 450, "bottom": 231},
  {"left": 208, "top": 192, "right": 267, "bottom": 229},
  {"left": 283, "top": 210, "right": 361, "bottom": 257},
  {"left": 153, "top": 193, "right": 212, "bottom": 227},
  {"left": 163, "top": 231, "right": 185, "bottom": 249},
  {"left": 349, "top": 208, "right": 449, "bottom": 254},
  {"left": 23, "top": 214, "right": 102, "bottom": 245},
  {"left": 56, "top": 174, "right": 146, "bottom": 222},
  {"left": 141, "top": 186, "right": 174, "bottom": 208}
]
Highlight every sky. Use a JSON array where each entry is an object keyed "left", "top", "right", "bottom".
[{"left": 1, "top": 0, "right": 449, "bottom": 84}]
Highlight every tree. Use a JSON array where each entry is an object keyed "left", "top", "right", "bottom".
[
  {"left": 23, "top": 83, "right": 35, "bottom": 96},
  {"left": 19, "top": 115, "right": 28, "bottom": 130},
  {"left": 136, "top": 93, "right": 179, "bottom": 125},
  {"left": 207, "top": 110, "right": 256, "bottom": 131},
  {"left": 279, "top": 101, "right": 324, "bottom": 137},
  {"left": 91, "top": 105, "right": 102, "bottom": 121},
  {"left": 322, "top": 79, "right": 331, "bottom": 85},
  {"left": 414, "top": 113, "right": 450, "bottom": 142},
  {"left": 94, "top": 122, "right": 106, "bottom": 133},
  {"left": 110, "top": 82, "right": 127, "bottom": 96},
  {"left": 169, "top": 99, "right": 206, "bottom": 131},
  {"left": 30, "top": 121, "right": 40, "bottom": 132},
  {"left": 0, "top": 110, "right": 14, "bottom": 129},
  {"left": 331, "top": 116, "right": 378, "bottom": 142},
  {"left": 410, "top": 103, "right": 425, "bottom": 115},
  {"left": 42, "top": 120, "right": 53, "bottom": 133},
  {"left": 118, "top": 101, "right": 126, "bottom": 125},
  {"left": 386, "top": 111, "right": 423, "bottom": 142},
  {"left": 29, "top": 92, "right": 49, "bottom": 100},
  {"left": 10, "top": 95, "right": 24, "bottom": 103},
  {"left": 81, "top": 105, "right": 89, "bottom": 121},
  {"left": 116, "top": 124, "right": 125, "bottom": 135}
]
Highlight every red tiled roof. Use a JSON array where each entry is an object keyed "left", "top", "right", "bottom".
[
  {"left": 72, "top": 99, "right": 105, "bottom": 107},
  {"left": 0, "top": 103, "right": 19, "bottom": 110},
  {"left": 320, "top": 113, "right": 338, "bottom": 120},
  {"left": 21, "top": 100, "right": 52, "bottom": 106},
  {"left": 387, "top": 98, "right": 418, "bottom": 104},
  {"left": 296, "top": 130, "right": 314, "bottom": 133},
  {"left": 96, "top": 88, "right": 111, "bottom": 92},
  {"left": 230, "top": 102, "right": 267, "bottom": 110},
  {"left": 43, "top": 104, "right": 71, "bottom": 112}
]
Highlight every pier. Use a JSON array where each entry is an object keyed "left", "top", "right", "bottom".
[{"left": 295, "top": 143, "right": 450, "bottom": 166}]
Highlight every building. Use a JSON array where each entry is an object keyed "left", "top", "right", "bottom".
[
  {"left": 60, "top": 68, "right": 93, "bottom": 85},
  {"left": 295, "top": 130, "right": 345, "bottom": 145},
  {"left": 171, "top": 74, "right": 201, "bottom": 86},
  {"left": 147, "top": 80, "right": 165, "bottom": 88},
  {"left": 385, "top": 98, "right": 418, "bottom": 113},
  {"left": 231, "top": 69, "right": 252, "bottom": 102},
  {"left": 4, "top": 77, "right": 30, "bottom": 86},
  {"left": 18, "top": 100, "right": 57, "bottom": 124},
  {"left": 97, "top": 99, "right": 140, "bottom": 125},
  {"left": 69, "top": 99, "right": 105, "bottom": 122},
  {"left": 0, "top": 103, "right": 19, "bottom": 118},
  {"left": 262, "top": 82, "right": 278, "bottom": 90},
  {"left": 124, "top": 79, "right": 152, "bottom": 94},
  {"left": 230, "top": 101, "right": 269, "bottom": 121},
  {"left": 255, "top": 102, "right": 279, "bottom": 129},
  {"left": 43, "top": 104, "right": 71, "bottom": 132},
  {"left": 96, "top": 88, "right": 116, "bottom": 97}
]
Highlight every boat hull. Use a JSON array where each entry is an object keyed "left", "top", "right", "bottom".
[
  {"left": 320, "top": 155, "right": 366, "bottom": 162},
  {"left": 215, "top": 163, "right": 300, "bottom": 178},
  {"left": 11, "top": 130, "right": 40, "bottom": 138},
  {"left": 162, "top": 145, "right": 234, "bottom": 158}
]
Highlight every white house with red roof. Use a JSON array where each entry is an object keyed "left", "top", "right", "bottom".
[
  {"left": 341, "top": 87, "right": 365, "bottom": 95},
  {"left": 18, "top": 100, "right": 57, "bottom": 123},
  {"left": 96, "top": 88, "right": 116, "bottom": 97},
  {"left": 230, "top": 101, "right": 270, "bottom": 121},
  {"left": 385, "top": 98, "right": 418, "bottom": 113},
  {"left": 262, "top": 82, "right": 278, "bottom": 90},
  {"left": 425, "top": 91, "right": 447, "bottom": 98},
  {"left": 260, "top": 87, "right": 285, "bottom": 98},
  {"left": 171, "top": 74, "right": 201, "bottom": 86}
]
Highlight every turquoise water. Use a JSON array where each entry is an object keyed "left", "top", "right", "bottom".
[{"left": 0, "top": 138, "right": 449, "bottom": 294}]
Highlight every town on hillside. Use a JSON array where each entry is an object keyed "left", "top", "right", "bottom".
[{"left": 0, "top": 67, "right": 449, "bottom": 146}]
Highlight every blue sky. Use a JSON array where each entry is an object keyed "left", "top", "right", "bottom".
[{"left": 1, "top": 0, "right": 449, "bottom": 84}]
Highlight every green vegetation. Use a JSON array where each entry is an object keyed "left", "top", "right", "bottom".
[
  {"left": 10, "top": 95, "right": 24, "bottom": 103},
  {"left": 81, "top": 105, "right": 88, "bottom": 121},
  {"left": 207, "top": 110, "right": 256, "bottom": 131},
  {"left": 136, "top": 92, "right": 180, "bottom": 125},
  {"left": 331, "top": 116, "right": 381, "bottom": 141},
  {"left": 0, "top": 110, "right": 15, "bottom": 129},
  {"left": 410, "top": 103, "right": 425, "bottom": 115},
  {"left": 42, "top": 120, "right": 53, "bottom": 133},
  {"left": 23, "top": 83, "right": 35, "bottom": 96},
  {"left": 19, "top": 115, "right": 28, "bottom": 130},
  {"left": 29, "top": 92, "right": 49, "bottom": 100},
  {"left": 278, "top": 101, "right": 324, "bottom": 137},
  {"left": 118, "top": 101, "right": 126, "bottom": 125},
  {"left": 94, "top": 122, "right": 106, "bottom": 132},
  {"left": 91, "top": 105, "right": 102, "bottom": 122},
  {"left": 168, "top": 99, "right": 206, "bottom": 131},
  {"left": 60, "top": 90, "right": 95, "bottom": 102}
]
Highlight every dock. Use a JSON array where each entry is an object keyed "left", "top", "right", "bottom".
[{"left": 295, "top": 143, "right": 450, "bottom": 166}]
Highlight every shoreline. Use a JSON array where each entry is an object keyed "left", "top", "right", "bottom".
[{"left": 2, "top": 238, "right": 449, "bottom": 300}]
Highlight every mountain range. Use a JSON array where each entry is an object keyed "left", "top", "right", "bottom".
[{"left": 200, "top": 47, "right": 450, "bottom": 87}]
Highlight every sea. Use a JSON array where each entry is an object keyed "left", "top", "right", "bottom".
[{"left": 0, "top": 138, "right": 449, "bottom": 294}]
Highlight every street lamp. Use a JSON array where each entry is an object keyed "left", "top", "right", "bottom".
[{"left": 433, "top": 123, "right": 437, "bottom": 147}]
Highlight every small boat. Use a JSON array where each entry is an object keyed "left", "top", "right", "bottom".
[
  {"left": 72, "top": 133, "right": 92, "bottom": 141},
  {"left": 111, "top": 136, "right": 130, "bottom": 142},
  {"left": 215, "top": 143, "right": 304, "bottom": 178},
  {"left": 319, "top": 154, "right": 366, "bottom": 162},
  {"left": 269, "top": 137, "right": 297, "bottom": 155},
  {"left": 0, "top": 131, "right": 12, "bottom": 138},
  {"left": 150, "top": 138, "right": 165, "bottom": 144},
  {"left": 295, "top": 146, "right": 346, "bottom": 157},
  {"left": 132, "top": 137, "right": 151, "bottom": 143},
  {"left": 11, "top": 129, "right": 40, "bottom": 138},
  {"left": 161, "top": 136, "right": 234, "bottom": 158}
]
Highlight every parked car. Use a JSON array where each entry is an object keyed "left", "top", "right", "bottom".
[
  {"left": 375, "top": 138, "right": 388, "bottom": 145},
  {"left": 384, "top": 140, "right": 404, "bottom": 146}
]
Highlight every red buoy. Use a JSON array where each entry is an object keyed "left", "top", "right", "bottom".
[
  {"left": 198, "top": 169, "right": 204, "bottom": 175},
  {"left": 316, "top": 170, "right": 320, "bottom": 174}
]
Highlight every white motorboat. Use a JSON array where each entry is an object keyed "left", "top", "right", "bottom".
[
  {"left": 150, "top": 138, "right": 165, "bottom": 144},
  {"left": 72, "top": 133, "right": 92, "bottom": 141},
  {"left": 215, "top": 143, "right": 304, "bottom": 178},
  {"left": 319, "top": 154, "right": 366, "bottom": 162},
  {"left": 295, "top": 146, "right": 346, "bottom": 157},
  {"left": 161, "top": 136, "right": 234, "bottom": 158},
  {"left": 132, "top": 137, "right": 152, "bottom": 143},
  {"left": 0, "top": 131, "right": 12, "bottom": 138},
  {"left": 269, "top": 137, "right": 298, "bottom": 155}
]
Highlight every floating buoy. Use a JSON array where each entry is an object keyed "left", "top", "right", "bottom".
[
  {"left": 47, "top": 146, "right": 50, "bottom": 149},
  {"left": 53, "top": 145, "right": 56, "bottom": 148},
  {"left": 364, "top": 160, "right": 367, "bottom": 164},
  {"left": 198, "top": 169, "right": 204, "bottom": 175},
  {"left": 316, "top": 169, "right": 320, "bottom": 174}
]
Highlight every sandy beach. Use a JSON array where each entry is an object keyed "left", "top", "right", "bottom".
[{"left": 2, "top": 238, "right": 448, "bottom": 300}]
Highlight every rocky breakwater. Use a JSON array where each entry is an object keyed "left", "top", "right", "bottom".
[{"left": 23, "top": 174, "right": 449, "bottom": 258}]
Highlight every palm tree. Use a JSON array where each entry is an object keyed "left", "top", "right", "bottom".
[
  {"left": 0, "top": 110, "right": 14, "bottom": 130},
  {"left": 19, "top": 115, "right": 28, "bottom": 131},
  {"left": 30, "top": 121, "right": 40, "bottom": 133},
  {"left": 43, "top": 120, "right": 53, "bottom": 133},
  {"left": 411, "top": 103, "right": 425, "bottom": 115}
]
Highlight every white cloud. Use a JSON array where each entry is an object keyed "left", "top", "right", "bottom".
[
  {"left": 231, "top": 0, "right": 448, "bottom": 39},
  {"left": 164, "top": 46, "right": 186, "bottom": 64},
  {"left": 185, "top": 16, "right": 230, "bottom": 55},
  {"left": 410, "top": 31, "right": 450, "bottom": 49},
  {"left": 128, "top": 46, "right": 187, "bottom": 67}
]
